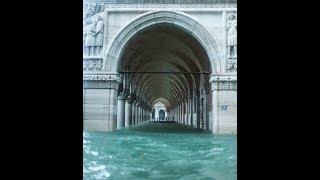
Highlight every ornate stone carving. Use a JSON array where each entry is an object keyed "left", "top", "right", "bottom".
[
  {"left": 83, "top": 74, "right": 121, "bottom": 82},
  {"left": 227, "top": 13, "right": 237, "bottom": 59},
  {"left": 211, "top": 81, "right": 237, "bottom": 90},
  {"left": 83, "top": 73, "right": 121, "bottom": 89},
  {"left": 95, "top": 0, "right": 237, "bottom": 4},
  {"left": 102, "top": 3, "right": 236, "bottom": 8},
  {"left": 83, "top": 58, "right": 103, "bottom": 71},
  {"left": 83, "top": 3, "right": 105, "bottom": 57},
  {"left": 226, "top": 59, "right": 237, "bottom": 73},
  {"left": 84, "top": 3, "right": 104, "bottom": 19}
]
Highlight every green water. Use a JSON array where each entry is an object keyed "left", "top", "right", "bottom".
[{"left": 83, "top": 123, "right": 237, "bottom": 180}]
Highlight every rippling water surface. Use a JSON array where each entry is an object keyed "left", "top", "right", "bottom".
[{"left": 83, "top": 123, "right": 237, "bottom": 180}]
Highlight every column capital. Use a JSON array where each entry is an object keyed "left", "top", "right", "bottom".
[
  {"left": 118, "top": 92, "right": 126, "bottom": 100},
  {"left": 125, "top": 93, "right": 136, "bottom": 103}
]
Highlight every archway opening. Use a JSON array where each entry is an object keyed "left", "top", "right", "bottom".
[
  {"left": 118, "top": 22, "right": 212, "bottom": 129},
  {"left": 152, "top": 101, "right": 167, "bottom": 121}
]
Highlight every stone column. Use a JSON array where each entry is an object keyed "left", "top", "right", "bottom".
[
  {"left": 110, "top": 89, "right": 118, "bottom": 130},
  {"left": 142, "top": 108, "right": 144, "bottom": 123},
  {"left": 209, "top": 75, "right": 237, "bottom": 134},
  {"left": 124, "top": 97, "right": 132, "bottom": 127},
  {"left": 196, "top": 94, "right": 200, "bottom": 129},
  {"left": 186, "top": 99, "right": 189, "bottom": 125},
  {"left": 190, "top": 95, "right": 193, "bottom": 127},
  {"left": 188, "top": 96, "right": 193, "bottom": 126},
  {"left": 184, "top": 100, "right": 187, "bottom": 124},
  {"left": 139, "top": 106, "right": 141, "bottom": 123},
  {"left": 83, "top": 74, "right": 120, "bottom": 131},
  {"left": 182, "top": 102, "right": 185, "bottom": 124},
  {"left": 135, "top": 102, "right": 139, "bottom": 124},
  {"left": 131, "top": 101, "right": 136, "bottom": 125},
  {"left": 116, "top": 93, "right": 125, "bottom": 129},
  {"left": 179, "top": 104, "right": 182, "bottom": 124},
  {"left": 177, "top": 105, "right": 179, "bottom": 123},
  {"left": 204, "top": 91, "right": 209, "bottom": 131}
]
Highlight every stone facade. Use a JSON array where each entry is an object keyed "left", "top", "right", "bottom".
[{"left": 83, "top": 0, "right": 237, "bottom": 134}]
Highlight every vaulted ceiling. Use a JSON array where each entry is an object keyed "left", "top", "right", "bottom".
[{"left": 119, "top": 23, "right": 211, "bottom": 111}]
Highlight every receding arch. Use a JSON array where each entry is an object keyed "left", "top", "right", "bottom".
[{"left": 104, "top": 10, "right": 222, "bottom": 74}]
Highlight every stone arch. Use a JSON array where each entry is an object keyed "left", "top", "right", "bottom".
[{"left": 103, "top": 10, "right": 222, "bottom": 74}]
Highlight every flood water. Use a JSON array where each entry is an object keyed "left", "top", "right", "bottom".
[{"left": 83, "top": 123, "right": 237, "bottom": 180}]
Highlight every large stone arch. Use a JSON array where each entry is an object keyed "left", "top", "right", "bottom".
[{"left": 103, "top": 10, "right": 222, "bottom": 75}]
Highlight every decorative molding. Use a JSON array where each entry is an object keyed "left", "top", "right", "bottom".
[
  {"left": 83, "top": 73, "right": 121, "bottom": 82},
  {"left": 209, "top": 74, "right": 236, "bottom": 90},
  {"left": 83, "top": 0, "right": 237, "bottom": 9},
  {"left": 85, "top": 0, "right": 237, "bottom": 4},
  {"left": 102, "top": 3, "right": 236, "bottom": 9},
  {"left": 83, "top": 80, "right": 120, "bottom": 89},
  {"left": 211, "top": 80, "right": 237, "bottom": 90}
]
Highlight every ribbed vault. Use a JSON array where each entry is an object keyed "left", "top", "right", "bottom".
[{"left": 119, "top": 23, "right": 211, "bottom": 111}]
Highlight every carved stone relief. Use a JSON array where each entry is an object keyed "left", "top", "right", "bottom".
[
  {"left": 211, "top": 81, "right": 237, "bottom": 91},
  {"left": 226, "top": 59, "right": 237, "bottom": 73},
  {"left": 83, "top": 58, "right": 103, "bottom": 71},
  {"left": 83, "top": 3, "right": 105, "bottom": 57},
  {"left": 226, "top": 12, "right": 237, "bottom": 73}
]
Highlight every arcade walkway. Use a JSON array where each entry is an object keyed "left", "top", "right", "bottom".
[{"left": 115, "top": 23, "right": 211, "bottom": 131}]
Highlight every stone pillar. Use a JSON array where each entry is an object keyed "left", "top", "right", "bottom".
[
  {"left": 184, "top": 100, "right": 187, "bottom": 124},
  {"left": 124, "top": 97, "right": 132, "bottom": 127},
  {"left": 182, "top": 102, "right": 185, "bottom": 124},
  {"left": 188, "top": 96, "right": 193, "bottom": 126},
  {"left": 177, "top": 105, "right": 179, "bottom": 123},
  {"left": 83, "top": 74, "right": 120, "bottom": 131},
  {"left": 142, "top": 108, "right": 144, "bottom": 122},
  {"left": 186, "top": 101, "right": 188, "bottom": 124},
  {"left": 131, "top": 101, "right": 136, "bottom": 125},
  {"left": 138, "top": 105, "right": 142, "bottom": 124},
  {"left": 210, "top": 75, "right": 237, "bottom": 134},
  {"left": 110, "top": 89, "right": 117, "bottom": 130},
  {"left": 135, "top": 102, "right": 139, "bottom": 124},
  {"left": 179, "top": 104, "right": 182, "bottom": 124},
  {"left": 190, "top": 96, "right": 193, "bottom": 127},
  {"left": 203, "top": 91, "right": 209, "bottom": 131},
  {"left": 116, "top": 93, "right": 125, "bottom": 129},
  {"left": 196, "top": 94, "right": 200, "bottom": 129},
  {"left": 136, "top": 105, "right": 139, "bottom": 124}
]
